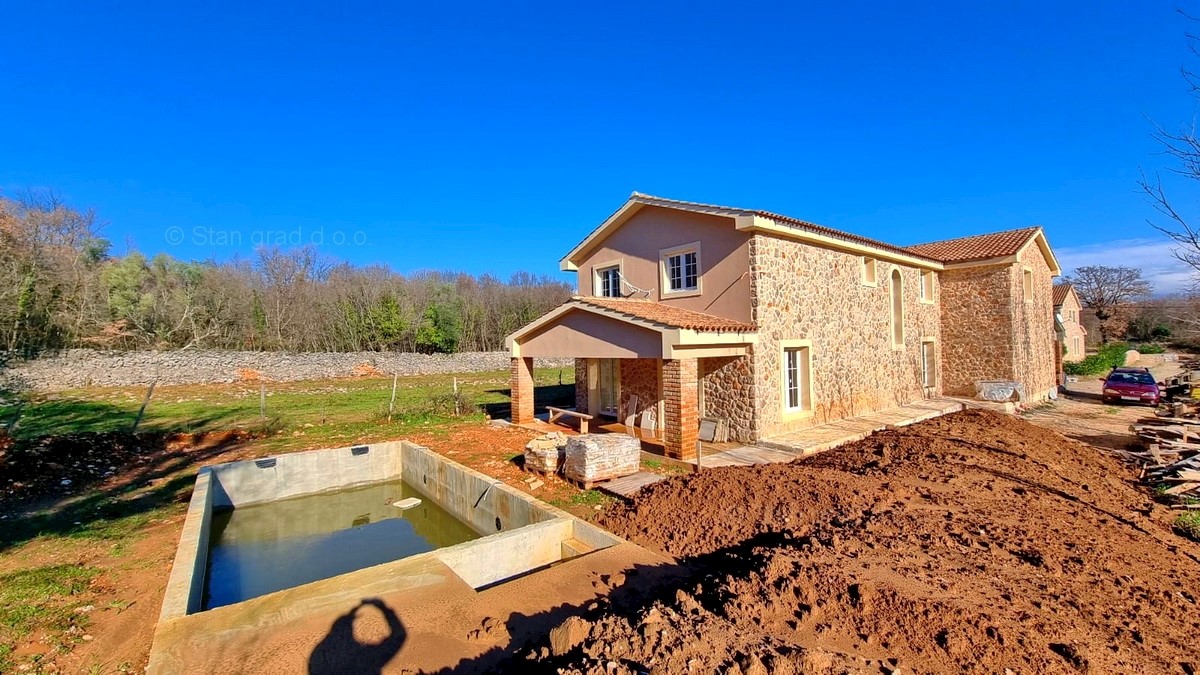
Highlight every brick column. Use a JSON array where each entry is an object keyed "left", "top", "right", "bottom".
[
  {"left": 663, "top": 358, "right": 698, "bottom": 461},
  {"left": 511, "top": 357, "right": 535, "bottom": 424}
]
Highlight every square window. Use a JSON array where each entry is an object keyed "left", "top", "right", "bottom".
[
  {"left": 660, "top": 244, "right": 701, "bottom": 294},
  {"left": 595, "top": 265, "right": 621, "bottom": 298}
]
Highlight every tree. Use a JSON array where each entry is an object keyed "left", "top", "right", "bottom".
[
  {"left": 1064, "top": 266, "right": 1152, "bottom": 344},
  {"left": 1142, "top": 12, "right": 1200, "bottom": 285}
]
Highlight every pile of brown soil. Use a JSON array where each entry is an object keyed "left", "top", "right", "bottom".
[{"left": 527, "top": 410, "right": 1200, "bottom": 674}]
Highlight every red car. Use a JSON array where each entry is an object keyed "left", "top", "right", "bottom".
[{"left": 1101, "top": 367, "right": 1161, "bottom": 406}]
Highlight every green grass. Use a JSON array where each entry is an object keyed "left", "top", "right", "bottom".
[
  {"left": 0, "top": 564, "right": 100, "bottom": 671},
  {"left": 1, "top": 368, "right": 574, "bottom": 450},
  {"left": 1175, "top": 511, "right": 1200, "bottom": 541}
]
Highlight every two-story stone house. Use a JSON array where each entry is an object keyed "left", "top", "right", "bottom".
[
  {"left": 1053, "top": 283, "right": 1087, "bottom": 361},
  {"left": 506, "top": 193, "right": 1061, "bottom": 460}
]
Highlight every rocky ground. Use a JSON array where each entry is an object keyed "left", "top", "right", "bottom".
[{"left": 515, "top": 409, "right": 1200, "bottom": 674}]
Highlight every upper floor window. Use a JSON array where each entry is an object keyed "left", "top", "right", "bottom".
[
  {"left": 919, "top": 270, "right": 934, "bottom": 303},
  {"left": 1022, "top": 269, "right": 1033, "bottom": 303},
  {"left": 660, "top": 242, "right": 701, "bottom": 295},
  {"left": 595, "top": 265, "right": 621, "bottom": 298},
  {"left": 862, "top": 257, "right": 877, "bottom": 286}
]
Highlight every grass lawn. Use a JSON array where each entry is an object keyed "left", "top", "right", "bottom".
[{"left": 0, "top": 366, "right": 576, "bottom": 673}]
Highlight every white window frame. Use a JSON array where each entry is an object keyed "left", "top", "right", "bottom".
[
  {"left": 593, "top": 261, "right": 623, "bottom": 298},
  {"left": 862, "top": 257, "right": 878, "bottom": 286},
  {"left": 890, "top": 268, "right": 905, "bottom": 349},
  {"left": 780, "top": 339, "right": 813, "bottom": 420},
  {"left": 921, "top": 339, "right": 937, "bottom": 389},
  {"left": 659, "top": 242, "right": 702, "bottom": 298},
  {"left": 919, "top": 270, "right": 935, "bottom": 304},
  {"left": 1022, "top": 267, "right": 1033, "bottom": 303}
]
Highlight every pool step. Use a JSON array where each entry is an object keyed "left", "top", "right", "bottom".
[{"left": 561, "top": 537, "right": 596, "bottom": 559}]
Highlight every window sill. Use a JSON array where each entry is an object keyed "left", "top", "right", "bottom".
[
  {"left": 662, "top": 288, "right": 702, "bottom": 299},
  {"left": 861, "top": 280, "right": 878, "bottom": 288},
  {"left": 919, "top": 299, "right": 935, "bottom": 305},
  {"left": 781, "top": 407, "right": 813, "bottom": 422}
]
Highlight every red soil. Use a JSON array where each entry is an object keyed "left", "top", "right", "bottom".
[{"left": 525, "top": 410, "right": 1200, "bottom": 674}]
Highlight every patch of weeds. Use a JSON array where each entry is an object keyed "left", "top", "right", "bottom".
[
  {"left": 1174, "top": 511, "right": 1200, "bottom": 541},
  {"left": 0, "top": 563, "right": 100, "bottom": 670},
  {"left": 568, "top": 490, "right": 611, "bottom": 506},
  {"left": 1103, "top": 406, "right": 1121, "bottom": 415}
]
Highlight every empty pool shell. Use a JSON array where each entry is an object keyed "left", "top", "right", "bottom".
[{"left": 148, "top": 440, "right": 625, "bottom": 673}]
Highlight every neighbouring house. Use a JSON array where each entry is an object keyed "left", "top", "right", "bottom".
[
  {"left": 1053, "top": 283, "right": 1087, "bottom": 361},
  {"left": 505, "top": 193, "right": 1062, "bottom": 460}
]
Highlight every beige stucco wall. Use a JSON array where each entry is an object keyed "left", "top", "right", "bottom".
[
  {"left": 1057, "top": 290, "right": 1087, "bottom": 361},
  {"left": 1010, "top": 244, "right": 1058, "bottom": 398},
  {"left": 749, "top": 234, "right": 942, "bottom": 439},
  {"left": 938, "top": 264, "right": 1015, "bottom": 396},
  {"left": 573, "top": 206, "right": 753, "bottom": 324},
  {"left": 519, "top": 310, "right": 662, "bottom": 359}
]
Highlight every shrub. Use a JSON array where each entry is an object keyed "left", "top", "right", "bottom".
[
  {"left": 1135, "top": 343, "right": 1166, "bottom": 355},
  {"left": 1063, "top": 341, "right": 1130, "bottom": 376}
]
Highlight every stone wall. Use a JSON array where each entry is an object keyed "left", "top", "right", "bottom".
[
  {"left": 938, "top": 263, "right": 1014, "bottom": 396},
  {"left": 1058, "top": 289, "right": 1087, "bottom": 361},
  {"left": 699, "top": 354, "right": 756, "bottom": 442},
  {"left": 619, "top": 358, "right": 661, "bottom": 424},
  {"left": 0, "top": 349, "right": 574, "bottom": 391},
  {"left": 750, "top": 234, "right": 942, "bottom": 439},
  {"left": 574, "top": 359, "right": 589, "bottom": 412},
  {"left": 1009, "top": 244, "right": 1058, "bottom": 400}
]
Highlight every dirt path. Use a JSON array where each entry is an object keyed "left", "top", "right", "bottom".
[{"left": 525, "top": 409, "right": 1200, "bottom": 674}]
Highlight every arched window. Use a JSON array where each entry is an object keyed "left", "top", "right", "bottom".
[{"left": 890, "top": 269, "right": 904, "bottom": 347}]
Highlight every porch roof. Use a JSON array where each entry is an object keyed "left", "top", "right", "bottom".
[{"left": 505, "top": 296, "right": 757, "bottom": 360}]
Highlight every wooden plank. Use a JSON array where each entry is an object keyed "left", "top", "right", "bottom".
[
  {"left": 1163, "top": 481, "right": 1200, "bottom": 495},
  {"left": 597, "top": 471, "right": 665, "bottom": 499}
]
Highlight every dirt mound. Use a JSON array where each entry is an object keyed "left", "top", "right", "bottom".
[{"left": 530, "top": 410, "right": 1200, "bottom": 673}]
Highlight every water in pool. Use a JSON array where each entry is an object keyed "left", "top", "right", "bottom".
[{"left": 203, "top": 479, "right": 478, "bottom": 610}]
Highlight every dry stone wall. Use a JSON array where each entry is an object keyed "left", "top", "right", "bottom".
[
  {"left": 750, "top": 234, "right": 942, "bottom": 439},
  {"left": 1, "top": 349, "right": 573, "bottom": 391}
]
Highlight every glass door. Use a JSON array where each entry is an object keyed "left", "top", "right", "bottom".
[{"left": 598, "top": 359, "right": 619, "bottom": 416}]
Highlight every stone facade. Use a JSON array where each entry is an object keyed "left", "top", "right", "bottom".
[
  {"left": 574, "top": 358, "right": 589, "bottom": 411},
  {"left": 699, "top": 354, "right": 756, "bottom": 442},
  {"left": 937, "top": 247, "right": 1057, "bottom": 400},
  {"left": 1009, "top": 244, "right": 1057, "bottom": 399},
  {"left": 938, "top": 264, "right": 1014, "bottom": 397},
  {"left": 619, "top": 358, "right": 661, "bottom": 423},
  {"left": 1056, "top": 289, "right": 1087, "bottom": 361},
  {"left": 1, "top": 349, "right": 574, "bottom": 391},
  {"left": 749, "top": 234, "right": 942, "bottom": 438}
]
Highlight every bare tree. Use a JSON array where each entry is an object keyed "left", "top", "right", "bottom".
[{"left": 1065, "top": 266, "right": 1153, "bottom": 344}]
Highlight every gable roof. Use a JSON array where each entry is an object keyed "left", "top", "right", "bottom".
[
  {"left": 906, "top": 226, "right": 1061, "bottom": 275},
  {"left": 561, "top": 192, "right": 1060, "bottom": 275},
  {"left": 572, "top": 296, "right": 756, "bottom": 332},
  {"left": 561, "top": 192, "right": 943, "bottom": 272},
  {"left": 1052, "top": 283, "right": 1074, "bottom": 306}
]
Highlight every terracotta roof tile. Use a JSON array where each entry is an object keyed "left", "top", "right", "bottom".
[
  {"left": 905, "top": 227, "right": 1041, "bottom": 264},
  {"left": 572, "top": 296, "right": 756, "bottom": 333},
  {"left": 1052, "top": 283, "right": 1072, "bottom": 306}
]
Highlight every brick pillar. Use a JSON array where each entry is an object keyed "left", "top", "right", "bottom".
[
  {"left": 663, "top": 358, "right": 698, "bottom": 461},
  {"left": 511, "top": 357, "right": 535, "bottom": 424}
]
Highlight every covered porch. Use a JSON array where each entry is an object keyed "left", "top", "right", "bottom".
[{"left": 504, "top": 297, "right": 757, "bottom": 461}]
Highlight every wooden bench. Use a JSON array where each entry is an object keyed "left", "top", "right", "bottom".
[{"left": 546, "top": 406, "right": 593, "bottom": 433}]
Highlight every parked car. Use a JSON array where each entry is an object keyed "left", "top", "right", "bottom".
[{"left": 1101, "top": 367, "right": 1161, "bottom": 406}]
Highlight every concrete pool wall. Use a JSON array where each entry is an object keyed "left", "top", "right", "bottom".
[{"left": 155, "top": 440, "right": 623, "bottom": 626}]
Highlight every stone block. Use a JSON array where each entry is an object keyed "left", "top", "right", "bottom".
[{"left": 563, "top": 434, "right": 641, "bottom": 484}]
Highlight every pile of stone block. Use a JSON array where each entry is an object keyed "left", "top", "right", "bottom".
[
  {"left": 563, "top": 433, "right": 641, "bottom": 487},
  {"left": 524, "top": 431, "right": 569, "bottom": 474}
]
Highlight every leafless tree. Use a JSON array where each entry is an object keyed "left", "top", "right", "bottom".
[{"left": 1064, "top": 266, "right": 1153, "bottom": 343}]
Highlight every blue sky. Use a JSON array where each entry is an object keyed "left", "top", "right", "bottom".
[{"left": 2, "top": 1, "right": 1198, "bottom": 291}]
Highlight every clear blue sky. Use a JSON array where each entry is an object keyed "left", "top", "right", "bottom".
[{"left": 2, "top": 2, "right": 1197, "bottom": 290}]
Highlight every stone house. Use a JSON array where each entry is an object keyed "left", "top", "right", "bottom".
[
  {"left": 506, "top": 193, "right": 1061, "bottom": 460},
  {"left": 1053, "top": 283, "right": 1087, "bottom": 361}
]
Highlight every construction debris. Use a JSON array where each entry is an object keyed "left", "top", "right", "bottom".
[
  {"left": 1128, "top": 415, "right": 1200, "bottom": 502},
  {"left": 524, "top": 431, "right": 569, "bottom": 474},
  {"left": 562, "top": 434, "right": 641, "bottom": 489}
]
